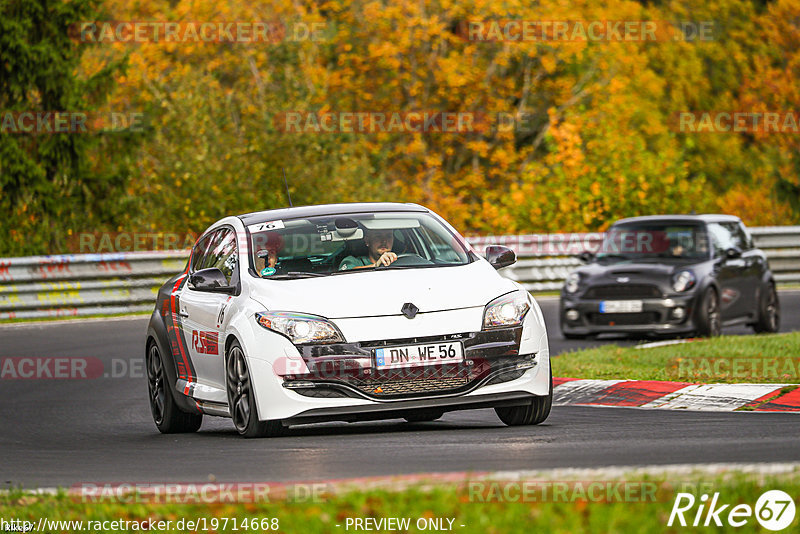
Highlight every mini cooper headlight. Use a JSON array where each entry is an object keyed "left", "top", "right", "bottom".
[
  {"left": 671, "top": 270, "right": 696, "bottom": 292},
  {"left": 564, "top": 272, "right": 581, "bottom": 293},
  {"left": 255, "top": 312, "right": 345, "bottom": 344},
  {"left": 483, "top": 292, "right": 531, "bottom": 329}
]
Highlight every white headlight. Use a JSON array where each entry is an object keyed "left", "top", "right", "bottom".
[
  {"left": 565, "top": 272, "right": 581, "bottom": 293},
  {"left": 672, "top": 270, "right": 696, "bottom": 292},
  {"left": 255, "top": 312, "right": 345, "bottom": 344},
  {"left": 483, "top": 292, "right": 531, "bottom": 329}
]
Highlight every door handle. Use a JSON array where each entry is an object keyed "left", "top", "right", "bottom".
[{"left": 178, "top": 310, "right": 190, "bottom": 318}]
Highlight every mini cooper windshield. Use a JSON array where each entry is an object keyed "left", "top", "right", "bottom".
[
  {"left": 247, "top": 211, "right": 471, "bottom": 278},
  {"left": 596, "top": 222, "right": 710, "bottom": 262}
]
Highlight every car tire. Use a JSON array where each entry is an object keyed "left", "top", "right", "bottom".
[
  {"left": 753, "top": 282, "right": 780, "bottom": 334},
  {"left": 404, "top": 411, "right": 444, "bottom": 423},
  {"left": 695, "top": 287, "right": 721, "bottom": 337},
  {"left": 495, "top": 367, "right": 552, "bottom": 426},
  {"left": 226, "top": 340, "right": 285, "bottom": 438},
  {"left": 146, "top": 341, "right": 203, "bottom": 434}
]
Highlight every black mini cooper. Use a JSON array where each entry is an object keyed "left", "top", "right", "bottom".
[{"left": 560, "top": 215, "right": 780, "bottom": 339}]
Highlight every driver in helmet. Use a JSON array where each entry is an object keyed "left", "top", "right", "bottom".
[{"left": 339, "top": 229, "right": 398, "bottom": 270}]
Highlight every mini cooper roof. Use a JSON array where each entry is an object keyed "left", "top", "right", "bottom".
[
  {"left": 238, "top": 202, "right": 429, "bottom": 225},
  {"left": 611, "top": 214, "right": 742, "bottom": 226}
]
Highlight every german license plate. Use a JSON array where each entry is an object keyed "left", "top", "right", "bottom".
[
  {"left": 600, "top": 300, "right": 643, "bottom": 313},
  {"left": 374, "top": 342, "right": 464, "bottom": 370}
]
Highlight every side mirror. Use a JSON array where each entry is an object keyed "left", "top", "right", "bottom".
[
  {"left": 485, "top": 245, "right": 516, "bottom": 270},
  {"left": 725, "top": 247, "right": 742, "bottom": 260},
  {"left": 189, "top": 268, "right": 235, "bottom": 293},
  {"left": 578, "top": 251, "right": 594, "bottom": 263}
]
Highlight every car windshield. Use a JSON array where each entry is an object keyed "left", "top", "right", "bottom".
[
  {"left": 247, "top": 211, "right": 471, "bottom": 278},
  {"left": 596, "top": 222, "right": 710, "bottom": 261}
]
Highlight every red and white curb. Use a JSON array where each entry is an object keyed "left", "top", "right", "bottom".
[{"left": 553, "top": 378, "right": 800, "bottom": 412}]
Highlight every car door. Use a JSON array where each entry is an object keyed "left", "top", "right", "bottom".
[
  {"left": 732, "top": 221, "right": 763, "bottom": 314},
  {"left": 179, "top": 227, "right": 238, "bottom": 401},
  {"left": 707, "top": 222, "right": 748, "bottom": 319}
]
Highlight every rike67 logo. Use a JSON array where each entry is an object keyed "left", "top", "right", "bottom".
[{"left": 668, "top": 490, "right": 796, "bottom": 531}]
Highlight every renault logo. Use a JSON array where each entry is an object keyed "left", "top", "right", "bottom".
[{"left": 401, "top": 302, "right": 419, "bottom": 319}]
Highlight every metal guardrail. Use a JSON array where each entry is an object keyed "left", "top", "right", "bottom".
[{"left": 0, "top": 227, "right": 797, "bottom": 319}]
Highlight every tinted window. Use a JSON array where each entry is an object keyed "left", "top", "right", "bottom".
[
  {"left": 202, "top": 228, "right": 238, "bottom": 284},
  {"left": 597, "top": 222, "right": 709, "bottom": 261},
  {"left": 190, "top": 232, "right": 215, "bottom": 271},
  {"left": 707, "top": 223, "right": 738, "bottom": 256},
  {"left": 736, "top": 222, "right": 753, "bottom": 250},
  {"left": 247, "top": 212, "right": 470, "bottom": 277}
]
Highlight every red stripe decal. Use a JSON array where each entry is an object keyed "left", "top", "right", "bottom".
[{"left": 170, "top": 268, "right": 194, "bottom": 395}]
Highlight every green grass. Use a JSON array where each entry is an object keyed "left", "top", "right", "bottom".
[
  {"left": 2, "top": 471, "right": 798, "bottom": 533},
  {"left": 554, "top": 332, "right": 800, "bottom": 383}
]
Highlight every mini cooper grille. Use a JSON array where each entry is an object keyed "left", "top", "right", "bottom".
[
  {"left": 584, "top": 284, "right": 661, "bottom": 299},
  {"left": 588, "top": 312, "right": 659, "bottom": 326}
]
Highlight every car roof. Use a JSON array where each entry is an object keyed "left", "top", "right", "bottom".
[
  {"left": 611, "top": 214, "right": 742, "bottom": 226},
  {"left": 237, "top": 202, "right": 429, "bottom": 225}
]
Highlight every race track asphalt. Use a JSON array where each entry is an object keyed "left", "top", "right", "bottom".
[{"left": 1, "top": 291, "right": 798, "bottom": 488}]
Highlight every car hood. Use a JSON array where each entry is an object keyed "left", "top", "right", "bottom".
[
  {"left": 576, "top": 260, "right": 695, "bottom": 279},
  {"left": 247, "top": 260, "right": 518, "bottom": 319}
]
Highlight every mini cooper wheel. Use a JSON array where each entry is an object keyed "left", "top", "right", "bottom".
[
  {"left": 695, "top": 287, "right": 721, "bottom": 337},
  {"left": 404, "top": 410, "right": 444, "bottom": 423},
  {"left": 495, "top": 368, "right": 552, "bottom": 426},
  {"left": 226, "top": 341, "right": 285, "bottom": 438},
  {"left": 753, "top": 282, "right": 780, "bottom": 334},
  {"left": 146, "top": 341, "right": 202, "bottom": 433}
]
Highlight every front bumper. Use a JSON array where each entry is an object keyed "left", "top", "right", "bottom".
[
  {"left": 283, "top": 327, "right": 532, "bottom": 401},
  {"left": 248, "top": 323, "right": 551, "bottom": 422},
  {"left": 560, "top": 292, "right": 701, "bottom": 335}
]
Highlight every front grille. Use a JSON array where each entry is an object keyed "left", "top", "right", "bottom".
[
  {"left": 291, "top": 388, "right": 357, "bottom": 399},
  {"left": 588, "top": 312, "right": 659, "bottom": 325},
  {"left": 484, "top": 368, "right": 526, "bottom": 386},
  {"left": 354, "top": 374, "right": 471, "bottom": 396},
  {"left": 285, "top": 354, "right": 532, "bottom": 400},
  {"left": 584, "top": 284, "right": 661, "bottom": 299}
]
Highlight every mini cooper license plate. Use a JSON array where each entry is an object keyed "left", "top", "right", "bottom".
[
  {"left": 600, "top": 300, "right": 644, "bottom": 313},
  {"left": 374, "top": 342, "right": 464, "bottom": 370}
]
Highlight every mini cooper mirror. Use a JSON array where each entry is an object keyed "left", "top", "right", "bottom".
[
  {"left": 485, "top": 245, "right": 516, "bottom": 269},
  {"left": 725, "top": 247, "right": 742, "bottom": 260},
  {"left": 578, "top": 251, "right": 594, "bottom": 263},
  {"left": 189, "top": 268, "right": 235, "bottom": 293}
]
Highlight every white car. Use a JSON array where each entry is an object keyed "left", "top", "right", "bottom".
[{"left": 145, "top": 203, "right": 551, "bottom": 437}]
